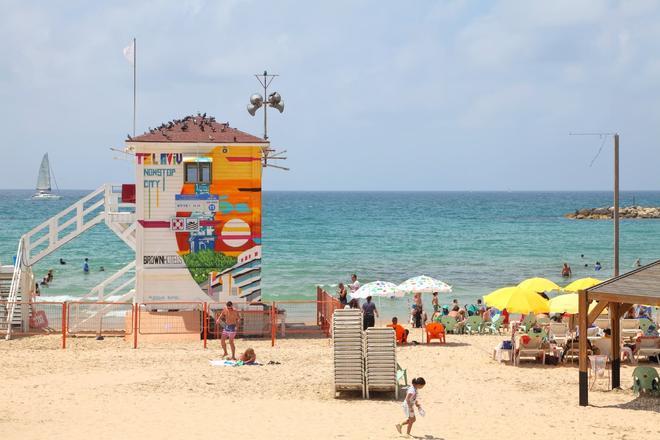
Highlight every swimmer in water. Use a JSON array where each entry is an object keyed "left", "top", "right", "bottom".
[
  {"left": 561, "top": 263, "right": 571, "bottom": 278},
  {"left": 594, "top": 261, "right": 602, "bottom": 271}
]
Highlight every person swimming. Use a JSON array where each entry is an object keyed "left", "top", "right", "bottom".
[
  {"left": 594, "top": 261, "right": 602, "bottom": 271},
  {"left": 561, "top": 263, "right": 571, "bottom": 278},
  {"left": 59, "top": 258, "right": 66, "bottom": 265}
]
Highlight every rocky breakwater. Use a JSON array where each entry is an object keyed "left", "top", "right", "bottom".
[{"left": 565, "top": 206, "right": 660, "bottom": 219}]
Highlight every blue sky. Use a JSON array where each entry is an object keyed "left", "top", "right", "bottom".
[{"left": 1, "top": 0, "right": 660, "bottom": 190}]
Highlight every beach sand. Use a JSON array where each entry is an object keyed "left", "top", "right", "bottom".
[{"left": 1, "top": 333, "right": 658, "bottom": 440}]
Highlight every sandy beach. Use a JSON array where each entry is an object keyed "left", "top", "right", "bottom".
[{"left": 1, "top": 334, "right": 658, "bottom": 440}]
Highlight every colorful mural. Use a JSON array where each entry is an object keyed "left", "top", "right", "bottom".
[{"left": 137, "top": 145, "right": 263, "bottom": 302}]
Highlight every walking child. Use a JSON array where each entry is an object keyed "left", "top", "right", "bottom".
[{"left": 396, "top": 377, "right": 426, "bottom": 436}]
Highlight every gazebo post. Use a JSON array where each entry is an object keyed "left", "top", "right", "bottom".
[
  {"left": 609, "top": 302, "right": 621, "bottom": 388},
  {"left": 578, "top": 289, "right": 589, "bottom": 406}
]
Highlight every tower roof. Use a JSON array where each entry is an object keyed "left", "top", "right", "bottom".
[{"left": 127, "top": 114, "right": 265, "bottom": 143}]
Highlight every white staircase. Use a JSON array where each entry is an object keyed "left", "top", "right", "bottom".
[{"left": 4, "top": 184, "right": 136, "bottom": 339}]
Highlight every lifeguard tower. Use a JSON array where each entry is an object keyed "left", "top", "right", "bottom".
[{"left": 2, "top": 114, "right": 271, "bottom": 338}]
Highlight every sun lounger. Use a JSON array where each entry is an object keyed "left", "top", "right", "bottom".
[
  {"left": 631, "top": 366, "right": 659, "bottom": 396},
  {"left": 332, "top": 309, "right": 364, "bottom": 398},
  {"left": 635, "top": 337, "right": 660, "bottom": 364},
  {"left": 620, "top": 319, "right": 641, "bottom": 339},
  {"left": 594, "top": 317, "right": 611, "bottom": 330},
  {"left": 425, "top": 322, "right": 446, "bottom": 344},
  {"left": 515, "top": 334, "right": 546, "bottom": 365},
  {"left": 365, "top": 327, "right": 398, "bottom": 399},
  {"left": 549, "top": 322, "right": 570, "bottom": 345}
]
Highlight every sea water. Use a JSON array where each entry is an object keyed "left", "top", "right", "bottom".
[{"left": 2, "top": 190, "right": 660, "bottom": 311}]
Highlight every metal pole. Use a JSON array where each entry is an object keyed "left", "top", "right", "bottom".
[
  {"left": 133, "top": 38, "right": 137, "bottom": 137},
  {"left": 263, "top": 73, "right": 268, "bottom": 140},
  {"left": 614, "top": 133, "right": 619, "bottom": 277}
]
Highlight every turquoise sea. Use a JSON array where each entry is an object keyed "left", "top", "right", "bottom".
[{"left": 1, "top": 190, "right": 660, "bottom": 308}]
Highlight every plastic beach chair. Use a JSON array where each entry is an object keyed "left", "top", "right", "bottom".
[
  {"left": 484, "top": 314, "right": 504, "bottom": 335},
  {"left": 440, "top": 316, "right": 458, "bottom": 334},
  {"left": 466, "top": 316, "right": 484, "bottom": 335},
  {"left": 635, "top": 337, "right": 660, "bottom": 364},
  {"left": 425, "top": 322, "right": 446, "bottom": 344},
  {"left": 396, "top": 362, "right": 408, "bottom": 387},
  {"left": 631, "top": 366, "right": 659, "bottom": 396},
  {"left": 520, "top": 314, "right": 537, "bottom": 332}
]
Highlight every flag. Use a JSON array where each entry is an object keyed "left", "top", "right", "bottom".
[{"left": 123, "top": 40, "right": 135, "bottom": 64}]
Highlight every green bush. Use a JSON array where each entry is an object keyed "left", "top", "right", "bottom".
[{"left": 182, "top": 250, "right": 237, "bottom": 284}]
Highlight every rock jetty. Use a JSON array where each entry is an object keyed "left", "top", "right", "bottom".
[{"left": 565, "top": 206, "right": 660, "bottom": 219}]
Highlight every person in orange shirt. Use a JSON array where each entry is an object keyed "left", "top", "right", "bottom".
[{"left": 387, "top": 317, "right": 409, "bottom": 344}]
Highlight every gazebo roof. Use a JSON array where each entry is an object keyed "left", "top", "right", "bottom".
[{"left": 586, "top": 259, "right": 660, "bottom": 306}]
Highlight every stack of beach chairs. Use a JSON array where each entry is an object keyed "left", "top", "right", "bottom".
[
  {"left": 365, "top": 327, "right": 398, "bottom": 399},
  {"left": 332, "top": 309, "right": 365, "bottom": 398}
]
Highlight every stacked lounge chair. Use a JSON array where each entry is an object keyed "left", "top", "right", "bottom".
[
  {"left": 365, "top": 327, "right": 398, "bottom": 399},
  {"left": 332, "top": 309, "right": 365, "bottom": 398}
]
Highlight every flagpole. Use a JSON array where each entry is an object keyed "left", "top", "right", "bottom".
[{"left": 133, "top": 37, "right": 136, "bottom": 137}]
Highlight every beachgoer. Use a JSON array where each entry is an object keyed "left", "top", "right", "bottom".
[
  {"left": 580, "top": 254, "right": 584, "bottom": 259},
  {"left": 634, "top": 258, "right": 641, "bottom": 268},
  {"left": 431, "top": 310, "right": 442, "bottom": 323},
  {"left": 218, "top": 301, "right": 240, "bottom": 360},
  {"left": 46, "top": 269, "right": 53, "bottom": 283},
  {"left": 348, "top": 298, "right": 360, "bottom": 309},
  {"left": 432, "top": 292, "right": 439, "bottom": 312},
  {"left": 396, "top": 377, "right": 426, "bottom": 436},
  {"left": 40, "top": 277, "right": 48, "bottom": 287},
  {"left": 349, "top": 274, "right": 360, "bottom": 294},
  {"left": 83, "top": 258, "right": 89, "bottom": 274},
  {"left": 482, "top": 307, "right": 492, "bottom": 324},
  {"left": 361, "top": 296, "right": 378, "bottom": 330},
  {"left": 387, "top": 317, "right": 409, "bottom": 344},
  {"left": 561, "top": 263, "right": 571, "bottom": 278},
  {"left": 99, "top": 266, "right": 105, "bottom": 272},
  {"left": 448, "top": 305, "right": 460, "bottom": 319},
  {"left": 35, "top": 283, "right": 40, "bottom": 296},
  {"left": 337, "top": 283, "right": 348, "bottom": 306},
  {"left": 239, "top": 348, "right": 257, "bottom": 364},
  {"left": 59, "top": 258, "right": 66, "bottom": 265},
  {"left": 476, "top": 298, "right": 486, "bottom": 314},
  {"left": 594, "top": 261, "right": 601, "bottom": 271},
  {"left": 623, "top": 307, "right": 636, "bottom": 319}
]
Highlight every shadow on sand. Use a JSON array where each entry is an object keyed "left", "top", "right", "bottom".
[{"left": 592, "top": 395, "right": 660, "bottom": 412}]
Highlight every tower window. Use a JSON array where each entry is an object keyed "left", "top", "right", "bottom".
[{"left": 184, "top": 162, "right": 212, "bottom": 184}]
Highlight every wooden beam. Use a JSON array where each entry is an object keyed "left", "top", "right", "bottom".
[
  {"left": 578, "top": 289, "right": 589, "bottom": 406},
  {"left": 588, "top": 292, "right": 660, "bottom": 307},
  {"left": 610, "top": 303, "right": 621, "bottom": 388},
  {"left": 587, "top": 301, "right": 609, "bottom": 326}
]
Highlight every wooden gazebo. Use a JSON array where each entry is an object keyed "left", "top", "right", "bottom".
[{"left": 578, "top": 260, "right": 660, "bottom": 406}]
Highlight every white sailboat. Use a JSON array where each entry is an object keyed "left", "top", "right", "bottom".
[{"left": 32, "top": 153, "right": 61, "bottom": 200}]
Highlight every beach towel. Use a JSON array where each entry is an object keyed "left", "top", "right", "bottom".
[{"left": 209, "top": 360, "right": 261, "bottom": 367}]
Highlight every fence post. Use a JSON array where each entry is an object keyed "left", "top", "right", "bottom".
[
  {"left": 133, "top": 303, "right": 138, "bottom": 349},
  {"left": 203, "top": 303, "right": 208, "bottom": 349},
  {"left": 271, "top": 302, "right": 276, "bottom": 347},
  {"left": 61, "top": 302, "right": 67, "bottom": 349}
]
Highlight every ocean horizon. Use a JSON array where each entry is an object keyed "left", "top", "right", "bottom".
[{"left": 2, "top": 189, "right": 660, "bottom": 309}]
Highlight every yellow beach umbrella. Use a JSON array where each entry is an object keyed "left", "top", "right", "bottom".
[
  {"left": 483, "top": 286, "right": 550, "bottom": 314},
  {"left": 518, "top": 277, "right": 561, "bottom": 293},
  {"left": 549, "top": 293, "right": 600, "bottom": 314},
  {"left": 563, "top": 277, "right": 603, "bottom": 292}
]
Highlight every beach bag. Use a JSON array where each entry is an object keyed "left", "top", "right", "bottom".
[
  {"left": 544, "top": 355, "right": 559, "bottom": 365},
  {"left": 502, "top": 340, "right": 513, "bottom": 350}
]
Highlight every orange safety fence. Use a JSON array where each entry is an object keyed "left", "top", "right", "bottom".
[
  {"left": 317, "top": 287, "right": 342, "bottom": 334},
  {"left": 206, "top": 301, "right": 274, "bottom": 341},
  {"left": 272, "top": 300, "right": 338, "bottom": 337},
  {"left": 0, "top": 301, "right": 65, "bottom": 348},
  {"left": 67, "top": 302, "right": 134, "bottom": 337},
  {"left": 137, "top": 302, "right": 204, "bottom": 335}
]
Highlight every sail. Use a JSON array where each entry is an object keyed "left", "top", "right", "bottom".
[{"left": 36, "top": 153, "right": 51, "bottom": 191}]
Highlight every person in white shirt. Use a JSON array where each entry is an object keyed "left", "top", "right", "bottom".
[
  {"left": 349, "top": 274, "right": 360, "bottom": 293},
  {"left": 396, "top": 377, "right": 426, "bottom": 436}
]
